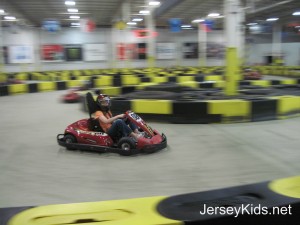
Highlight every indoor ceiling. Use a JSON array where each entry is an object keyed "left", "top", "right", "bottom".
[{"left": 0, "top": 0, "right": 299, "bottom": 30}]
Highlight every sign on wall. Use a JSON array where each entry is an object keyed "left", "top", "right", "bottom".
[
  {"left": 64, "top": 44, "right": 83, "bottom": 61},
  {"left": 156, "top": 43, "right": 176, "bottom": 59},
  {"left": 206, "top": 42, "right": 225, "bottom": 59},
  {"left": 183, "top": 43, "right": 198, "bottom": 59},
  {"left": 41, "top": 44, "right": 64, "bottom": 61},
  {"left": 8, "top": 45, "right": 34, "bottom": 63},
  {"left": 84, "top": 43, "right": 107, "bottom": 61}
]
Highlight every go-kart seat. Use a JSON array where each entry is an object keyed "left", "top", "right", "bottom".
[{"left": 86, "top": 92, "right": 105, "bottom": 132}]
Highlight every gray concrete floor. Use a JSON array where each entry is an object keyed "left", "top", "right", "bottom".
[{"left": 0, "top": 90, "right": 299, "bottom": 208}]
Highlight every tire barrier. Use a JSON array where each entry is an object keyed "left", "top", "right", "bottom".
[
  {"left": 1, "top": 176, "right": 299, "bottom": 225},
  {"left": 106, "top": 94, "right": 300, "bottom": 124}
]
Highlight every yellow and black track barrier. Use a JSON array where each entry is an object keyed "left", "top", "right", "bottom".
[{"left": 1, "top": 176, "right": 299, "bottom": 224}]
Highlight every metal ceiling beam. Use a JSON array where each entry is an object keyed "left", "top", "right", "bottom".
[
  {"left": 154, "top": 0, "right": 185, "bottom": 17},
  {"left": 246, "top": 0, "right": 295, "bottom": 14},
  {"left": 1, "top": 1, "right": 37, "bottom": 26}
]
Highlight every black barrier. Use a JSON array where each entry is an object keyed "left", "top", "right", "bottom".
[
  {"left": 56, "top": 81, "right": 67, "bottom": 90},
  {"left": 141, "top": 77, "right": 151, "bottom": 83},
  {"left": 271, "top": 80, "right": 281, "bottom": 85},
  {"left": 157, "top": 181, "right": 300, "bottom": 225},
  {"left": 195, "top": 76, "right": 205, "bottom": 82},
  {"left": 199, "top": 83, "right": 214, "bottom": 89},
  {"left": 0, "top": 206, "right": 33, "bottom": 225},
  {"left": 168, "top": 76, "right": 177, "bottom": 83},
  {"left": 250, "top": 99, "right": 277, "bottom": 122},
  {"left": 122, "top": 86, "right": 136, "bottom": 94},
  {"left": 239, "top": 81, "right": 251, "bottom": 86},
  {"left": 171, "top": 101, "right": 221, "bottom": 124},
  {"left": 111, "top": 99, "right": 131, "bottom": 114},
  {"left": 0, "top": 86, "right": 9, "bottom": 96},
  {"left": 28, "top": 83, "right": 38, "bottom": 93}
]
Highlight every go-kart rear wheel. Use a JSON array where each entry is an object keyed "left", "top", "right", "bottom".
[
  {"left": 64, "top": 134, "right": 77, "bottom": 150},
  {"left": 117, "top": 137, "right": 136, "bottom": 156}
]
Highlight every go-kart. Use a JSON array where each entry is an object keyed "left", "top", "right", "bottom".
[
  {"left": 57, "top": 92, "right": 167, "bottom": 156},
  {"left": 243, "top": 68, "right": 262, "bottom": 80}
]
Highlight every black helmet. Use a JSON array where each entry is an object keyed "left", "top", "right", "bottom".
[{"left": 96, "top": 94, "right": 111, "bottom": 111}]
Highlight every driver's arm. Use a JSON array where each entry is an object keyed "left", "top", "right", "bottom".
[{"left": 99, "top": 114, "right": 124, "bottom": 124}]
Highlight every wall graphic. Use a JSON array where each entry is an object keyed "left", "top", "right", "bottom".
[
  {"left": 206, "top": 42, "right": 225, "bottom": 59},
  {"left": 64, "top": 44, "right": 83, "bottom": 61},
  {"left": 41, "top": 44, "right": 64, "bottom": 61},
  {"left": 84, "top": 43, "right": 107, "bottom": 61},
  {"left": 8, "top": 45, "right": 34, "bottom": 63},
  {"left": 156, "top": 43, "right": 176, "bottom": 60},
  {"left": 183, "top": 43, "right": 198, "bottom": 59}
]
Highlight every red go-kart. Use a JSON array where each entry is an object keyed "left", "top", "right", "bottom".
[
  {"left": 243, "top": 68, "right": 262, "bottom": 80},
  {"left": 57, "top": 92, "right": 167, "bottom": 156}
]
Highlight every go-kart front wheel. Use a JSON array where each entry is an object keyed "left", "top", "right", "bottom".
[
  {"left": 117, "top": 137, "right": 136, "bottom": 156},
  {"left": 64, "top": 134, "right": 77, "bottom": 150}
]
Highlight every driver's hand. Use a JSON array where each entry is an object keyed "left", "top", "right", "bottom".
[{"left": 118, "top": 114, "right": 125, "bottom": 119}]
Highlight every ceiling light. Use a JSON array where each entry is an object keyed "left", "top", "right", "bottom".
[
  {"left": 132, "top": 18, "right": 143, "bottom": 22},
  {"left": 266, "top": 17, "right": 278, "bottom": 21},
  {"left": 4, "top": 16, "right": 16, "bottom": 20},
  {"left": 149, "top": 1, "right": 160, "bottom": 6},
  {"left": 69, "top": 15, "right": 80, "bottom": 19},
  {"left": 0, "top": 9, "right": 5, "bottom": 14},
  {"left": 139, "top": 10, "right": 150, "bottom": 15},
  {"left": 208, "top": 13, "right": 220, "bottom": 17},
  {"left": 292, "top": 11, "right": 300, "bottom": 16},
  {"left": 192, "top": 19, "right": 204, "bottom": 23},
  {"left": 127, "top": 22, "right": 137, "bottom": 25},
  {"left": 68, "top": 8, "right": 78, "bottom": 13},
  {"left": 181, "top": 25, "right": 192, "bottom": 28},
  {"left": 65, "top": 1, "right": 76, "bottom": 6},
  {"left": 247, "top": 23, "right": 258, "bottom": 26}
]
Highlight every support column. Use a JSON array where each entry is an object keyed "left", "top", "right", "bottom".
[
  {"left": 145, "top": 0, "right": 156, "bottom": 68},
  {"left": 272, "top": 23, "right": 283, "bottom": 65},
  {"left": 198, "top": 23, "right": 207, "bottom": 67},
  {"left": 224, "top": 0, "right": 241, "bottom": 96},
  {"left": 0, "top": 18, "right": 4, "bottom": 73}
]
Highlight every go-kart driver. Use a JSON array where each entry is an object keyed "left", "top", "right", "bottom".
[{"left": 93, "top": 94, "right": 143, "bottom": 141}]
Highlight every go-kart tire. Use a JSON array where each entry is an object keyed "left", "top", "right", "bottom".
[
  {"left": 64, "top": 134, "right": 77, "bottom": 150},
  {"left": 117, "top": 137, "right": 136, "bottom": 156}
]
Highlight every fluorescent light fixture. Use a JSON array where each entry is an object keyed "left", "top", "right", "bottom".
[
  {"left": 208, "top": 13, "right": 220, "bottom": 17},
  {"left": 149, "top": 1, "right": 160, "bottom": 6},
  {"left": 139, "top": 10, "right": 150, "bottom": 14},
  {"left": 292, "top": 11, "right": 300, "bottom": 16},
  {"left": 71, "top": 22, "right": 80, "bottom": 26},
  {"left": 127, "top": 22, "right": 137, "bottom": 25},
  {"left": 65, "top": 1, "right": 76, "bottom": 6},
  {"left": 69, "top": 15, "right": 80, "bottom": 19},
  {"left": 181, "top": 25, "right": 192, "bottom": 28},
  {"left": 247, "top": 22, "right": 258, "bottom": 26},
  {"left": 0, "top": 9, "right": 5, "bottom": 14},
  {"left": 132, "top": 18, "right": 143, "bottom": 22},
  {"left": 192, "top": 19, "right": 204, "bottom": 23},
  {"left": 266, "top": 17, "right": 278, "bottom": 21},
  {"left": 4, "top": 16, "right": 16, "bottom": 20},
  {"left": 68, "top": 8, "right": 78, "bottom": 13}
]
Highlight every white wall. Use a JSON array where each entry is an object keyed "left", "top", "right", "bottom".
[{"left": 1, "top": 26, "right": 299, "bottom": 73}]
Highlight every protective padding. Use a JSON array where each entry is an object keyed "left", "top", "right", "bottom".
[
  {"left": 95, "top": 76, "right": 113, "bottom": 87},
  {"left": 177, "top": 76, "right": 194, "bottom": 83},
  {"left": 66, "top": 80, "right": 84, "bottom": 88},
  {"left": 204, "top": 75, "right": 223, "bottom": 81},
  {"left": 250, "top": 80, "right": 271, "bottom": 87},
  {"left": 208, "top": 100, "right": 251, "bottom": 118},
  {"left": 37, "top": 82, "right": 56, "bottom": 92},
  {"left": 132, "top": 99, "right": 172, "bottom": 114},
  {"left": 8, "top": 84, "right": 29, "bottom": 94},
  {"left": 151, "top": 76, "right": 168, "bottom": 83},
  {"left": 8, "top": 196, "right": 182, "bottom": 225},
  {"left": 101, "top": 87, "right": 121, "bottom": 96},
  {"left": 122, "top": 75, "right": 140, "bottom": 85},
  {"left": 275, "top": 95, "right": 300, "bottom": 115},
  {"left": 280, "top": 79, "right": 297, "bottom": 85}
]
